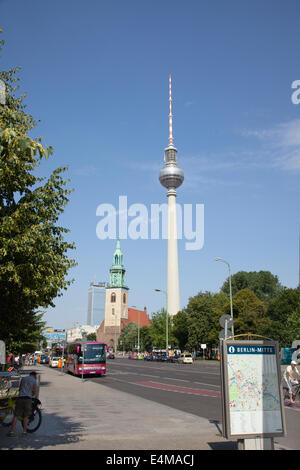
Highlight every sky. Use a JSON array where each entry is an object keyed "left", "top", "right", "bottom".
[{"left": 1, "top": 0, "right": 300, "bottom": 329}]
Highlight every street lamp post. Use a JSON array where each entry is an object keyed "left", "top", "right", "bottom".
[
  {"left": 131, "top": 306, "right": 140, "bottom": 353},
  {"left": 114, "top": 314, "right": 117, "bottom": 354},
  {"left": 215, "top": 258, "right": 234, "bottom": 337},
  {"left": 154, "top": 289, "right": 168, "bottom": 354}
]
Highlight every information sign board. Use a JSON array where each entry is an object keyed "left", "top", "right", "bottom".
[
  {"left": 221, "top": 340, "right": 286, "bottom": 439},
  {"left": 44, "top": 332, "right": 66, "bottom": 341}
]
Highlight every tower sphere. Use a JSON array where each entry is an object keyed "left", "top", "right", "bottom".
[
  {"left": 159, "top": 145, "right": 184, "bottom": 190},
  {"left": 159, "top": 163, "right": 184, "bottom": 190}
]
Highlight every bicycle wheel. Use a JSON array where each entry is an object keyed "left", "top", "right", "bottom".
[
  {"left": 294, "top": 385, "right": 300, "bottom": 402},
  {"left": 24, "top": 408, "right": 42, "bottom": 433},
  {"left": 1, "top": 407, "right": 14, "bottom": 427}
]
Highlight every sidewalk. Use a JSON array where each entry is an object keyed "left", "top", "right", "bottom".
[{"left": 0, "top": 364, "right": 235, "bottom": 450}]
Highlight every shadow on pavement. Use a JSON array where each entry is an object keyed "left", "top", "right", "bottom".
[
  {"left": 208, "top": 441, "right": 238, "bottom": 450},
  {"left": 0, "top": 411, "right": 84, "bottom": 450}
]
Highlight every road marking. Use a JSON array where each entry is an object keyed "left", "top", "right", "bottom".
[
  {"left": 194, "top": 381, "right": 220, "bottom": 389},
  {"left": 133, "top": 381, "right": 221, "bottom": 398},
  {"left": 164, "top": 377, "right": 189, "bottom": 382}
]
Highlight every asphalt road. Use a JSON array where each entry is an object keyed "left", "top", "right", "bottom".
[{"left": 90, "top": 357, "right": 300, "bottom": 450}]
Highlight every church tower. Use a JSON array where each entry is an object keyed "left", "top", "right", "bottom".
[{"left": 104, "top": 239, "right": 129, "bottom": 329}]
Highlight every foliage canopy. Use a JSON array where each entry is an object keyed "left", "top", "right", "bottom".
[{"left": 0, "top": 33, "right": 76, "bottom": 351}]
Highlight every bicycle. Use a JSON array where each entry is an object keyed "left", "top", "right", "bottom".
[
  {"left": 282, "top": 379, "right": 300, "bottom": 404},
  {"left": 0, "top": 395, "right": 42, "bottom": 433}
]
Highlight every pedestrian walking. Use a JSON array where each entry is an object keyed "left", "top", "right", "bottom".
[{"left": 7, "top": 371, "right": 38, "bottom": 437}]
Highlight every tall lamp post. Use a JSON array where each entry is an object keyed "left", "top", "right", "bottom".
[
  {"left": 215, "top": 258, "right": 234, "bottom": 337},
  {"left": 131, "top": 306, "right": 140, "bottom": 353},
  {"left": 154, "top": 289, "right": 169, "bottom": 354}
]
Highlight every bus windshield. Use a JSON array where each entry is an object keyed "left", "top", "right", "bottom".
[{"left": 78, "top": 343, "right": 106, "bottom": 364}]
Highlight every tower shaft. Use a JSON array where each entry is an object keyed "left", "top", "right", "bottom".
[
  {"left": 159, "top": 75, "right": 184, "bottom": 317},
  {"left": 167, "top": 189, "right": 180, "bottom": 316}
]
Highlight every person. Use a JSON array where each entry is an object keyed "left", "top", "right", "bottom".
[
  {"left": 283, "top": 360, "right": 300, "bottom": 405},
  {"left": 7, "top": 371, "right": 38, "bottom": 436}
]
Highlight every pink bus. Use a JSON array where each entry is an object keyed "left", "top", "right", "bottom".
[{"left": 65, "top": 342, "right": 106, "bottom": 376}]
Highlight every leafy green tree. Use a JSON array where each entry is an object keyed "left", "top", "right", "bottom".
[
  {"left": 266, "top": 289, "right": 300, "bottom": 346},
  {"left": 184, "top": 292, "right": 228, "bottom": 351},
  {"left": 118, "top": 322, "right": 138, "bottom": 351},
  {"left": 230, "top": 289, "right": 272, "bottom": 338},
  {"left": 8, "top": 311, "right": 46, "bottom": 354},
  {"left": 86, "top": 333, "right": 96, "bottom": 341},
  {"left": 221, "top": 271, "right": 283, "bottom": 301},
  {"left": 0, "top": 34, "right": 76, "bottom": 350},
  {"left": 172, "top": 310, "right": 189, "bottom": 351},
  {"left": 284, "top": 309, "right": 300, "bottom": 346},
  {"left": 139, "top": 326, "right": 152, "bottom": 352},
  {"left": 149, "top": 309, "right": 176, "bottom": 350}
]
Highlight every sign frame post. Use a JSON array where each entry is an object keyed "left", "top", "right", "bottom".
[{"left": 220, "top": 336, "right": 286, "bottom": 450}]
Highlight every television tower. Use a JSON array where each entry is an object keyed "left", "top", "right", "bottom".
[{"left": 159, "top": 75, "right": 184, "bottom": 316}]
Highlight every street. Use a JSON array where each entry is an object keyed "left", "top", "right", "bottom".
[
  {"left": 90, "top": 358, "right": 300, "bottom": 450},
  {"left": 1, "top": 361, "right": 300, "bottom": 450}
]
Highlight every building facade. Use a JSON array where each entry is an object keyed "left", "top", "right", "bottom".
[
  {"left": 66, "top": 325, "right": 99, "bottom": 343},
  {"left": 87, "top": 281, "right": 108, "bottom": 326},
  {"left": 96, "top": 240, "right": 150, "bottom": 350}
]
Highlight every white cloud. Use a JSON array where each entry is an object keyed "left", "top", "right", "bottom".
[{"left": 242, "top": 119, "right": 300, "bottom": 171}]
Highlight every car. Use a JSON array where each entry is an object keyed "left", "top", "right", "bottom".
[
  {"left": 40, "top": 355, "right": 49, "bottom": 364},
  {"left": 144, "top": 354, "right": 154, "bottom": 361},
  {"left": 128, "top": 354, "right": 137, "bottom": 360},
  {"left": 178, "top": 353, "right": 193, "bottom": 364},
  {"left": 49, "top": 357, "right": 60, "bottom": 368},
  {"left": 167, "top": 355, "right": 179, "bottom": 363},
  {"left": 157, "top": 354, "right": 168, "bottom": 362},
  {"left": 137, "top": 354, "right": 144, "bottom": 360},
  {"left": 107, "top": 353, "right": 115, "bottom": 359}
]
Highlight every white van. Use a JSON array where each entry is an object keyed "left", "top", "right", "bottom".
[
  {"left": 178, "top": 353, "right": 193, "bottom": 364},
  {"left": 49, "top": 357, "right": 60, "bottom": 368}
]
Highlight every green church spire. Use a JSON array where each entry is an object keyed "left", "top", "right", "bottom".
[{"left": 109, "top": 239, "right": 128, "bottom": 289}]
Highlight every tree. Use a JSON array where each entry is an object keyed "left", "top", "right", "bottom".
[
  {"left": 0, "top": 33, "right": 76, "bottom": 350},
  {"left": 230, "top": 289, "right": 272, "bottom": 338},
  {"left": 285, "top": 309, "right": 300, "bottom": 346},
  {"left": 183, "top": 291, "right": 228, "bottom": 351},
  {"left": 118, "top": 322, "right": 138, "bottom": 351},
  {"left": 149, "top": 309, "right": 176, "bottom": 350},
  {"left": 86, "top": 333, "right": 96, "bottom": 341},
  {"left": 221, "top": 271, "right": 283, "bottom": 301},
  {"left": 266, "top": 289, "right": 300, "bottom": 346},
  {"left": 172, "top": 310, "right": 189, "bottom": 351},
  {"left": 139, "top": 326, "right": 152, "bottom": 352}
]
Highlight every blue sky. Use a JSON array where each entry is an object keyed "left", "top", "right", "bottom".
[{"left": 1, "top": 0, "right": 300, "bottom": 328}]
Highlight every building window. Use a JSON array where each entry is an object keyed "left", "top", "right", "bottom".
[
  {"left": 123, "top": 293, "right": 126, "bottom": 303},
  {"left": 111, "top": 293, "right": 116, "bottom": 303},
  {"left": 112, "top": 308, "right": 115, "bottom": 315}
]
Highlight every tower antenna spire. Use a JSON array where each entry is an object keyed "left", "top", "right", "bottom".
[{"left": 169, "top": 74, "right": 173, "bottom": 146}]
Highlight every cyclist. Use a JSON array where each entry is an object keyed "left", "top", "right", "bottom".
[
  {"left": 283, "top": 360, "right": 300, "bottom": 405},
  {"left": 7, "top": 371, "right": 38, "bottom": 436}
]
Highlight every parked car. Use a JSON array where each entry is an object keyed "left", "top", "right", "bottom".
[
  {"left": 167, "top": 355, "right": 179, "bottom": 363},
  {"left": 40, "top": 354, "right": 49, "bottom": 364},
  {"left": 128, "top": 354, "right": 137, "bottom": 360},
  {"left": 107, "top": 352, "right": 115, "bottom": 359},
  {"left": 157, "top": 354, "right": 168, "bottom": 362},
  {"left": 49, "top": 357, "right": 60, "bottom": 368},
  {"left": 144, "top": 354, "right": 153, "bottom": 361},
  {"left": 178, "top": 353, "right": 193, "bottom": 364}
]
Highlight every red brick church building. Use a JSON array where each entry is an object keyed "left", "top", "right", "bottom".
[{"left": 96, "top": 240, "right": 151, "bottom": 349}]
